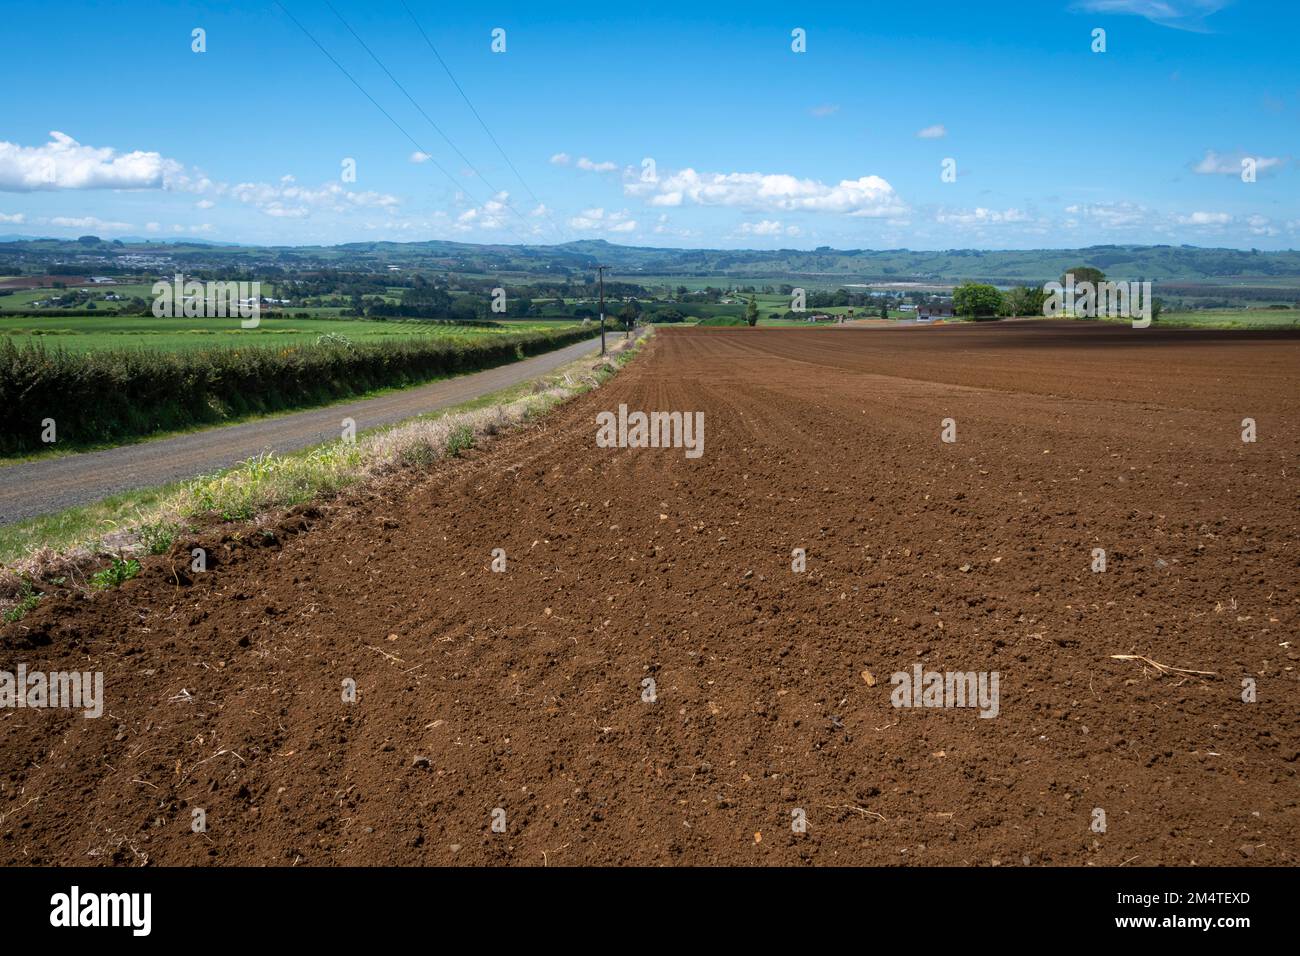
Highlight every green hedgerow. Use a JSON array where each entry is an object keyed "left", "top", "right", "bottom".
[{"left": 0, "top": 327, "right": 596, "bottom": 455}]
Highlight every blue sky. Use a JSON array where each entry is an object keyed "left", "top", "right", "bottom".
[{"left": 1, "top": 0, "right": 1296, "bottom": 249}]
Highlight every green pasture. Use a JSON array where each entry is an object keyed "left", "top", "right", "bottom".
[
  {"left": 0, "top": 314, "right": 578, "bottom": 354},
  {"left": 1151, "top": 309, "right": 1300, "bottom": 329}
]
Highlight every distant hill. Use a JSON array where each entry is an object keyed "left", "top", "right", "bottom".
[
  {"left": 1, "top": 236, "right": 1297, "bottom": 285},
  {"left": 115, "top": 236, "right": 242, "bottom": 246},
  {"left": 534, "top": 241, "right": 1300, "bottom": 284}
]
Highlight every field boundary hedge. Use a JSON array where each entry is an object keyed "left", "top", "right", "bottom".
[{"left": 1, "top": 326, "right": 597, "bottom": 454}]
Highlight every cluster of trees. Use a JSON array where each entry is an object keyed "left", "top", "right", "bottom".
[
  {"left": 361, "top": 275, "right": 655, "bottom": 322},
  {"left": 953, "top": 281, "right": 1069, "bottom": 319},
  {"left": 952, "top": 267, "right": 1166, "bottom": 320},
  {"left": 121, "top": 270, "right": 661, "bottom": 321}
]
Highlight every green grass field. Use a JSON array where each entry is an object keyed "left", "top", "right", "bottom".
[
  {"left": 1087, "top": 309, "right": 1299, "bottom": 329},
  {"left": 1151, "top": 309, "right": 1300, "bottom": 329},
  {"left": 0, "top": 281, "right": 159, "bottom": 310},
  {"left": 673, "top": 293, "right": 906, "bottom": 325},
  {"left": 0, "top": 314, "right": 579, "bottom": 353},
  {"left": 0, "top": 281, "right": 346, "bottom": 311},
  {"left": 681, "top": 302, "right": 1300, "bottom": 329}
]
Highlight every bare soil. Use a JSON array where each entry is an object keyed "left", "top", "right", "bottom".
[{"left": 2, "top": 321, "right": 1297, "bottom": 866}]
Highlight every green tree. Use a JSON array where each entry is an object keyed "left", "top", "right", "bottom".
[
  {"left": 952, "top": 282, "right": 1003, "bottom": 320},
  {"left": 400, "top": 283, "right": 452, "bottom": 315},
  {"left": 1061, "top": 266, "right": 1105, "bottom": 287},
  {"left": 448, "top": 296, "right": 481, "bottom": 322},
  {"left": 879, "top": 303, "right": 888, "bottom": 320},
  {"left": 744, "top": 295, "right": 758, "bottom": 327},
  {"left": 1002, "top": 285, "right": 1047, "bottom": 317},
  {"left": 618, "top": 299, "right": 640, "bottom": 330}
]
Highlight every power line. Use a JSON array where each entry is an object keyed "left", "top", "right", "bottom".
[
  {"left": 596, "top": 263, "right": 607, "bottom": 355},
  {"left": 273, "top": 3, "right": 465, "bottom": 204},
  {"left": 398, "top": 0, "right": 568, "bottom": 243},
  {"left": 322, "top": 0, "right": 545, "bottom": 239},
  {"left": 273, "top": 0, "right": 533, "bottom": 245}
]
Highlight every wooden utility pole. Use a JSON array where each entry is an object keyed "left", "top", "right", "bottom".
[{"left": 596, "top": 265, "right": 607, "bottom": 356}]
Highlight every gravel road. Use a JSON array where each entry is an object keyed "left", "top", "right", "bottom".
[{"left": 0, "top": 334, "right": 605, "bottom": 525}]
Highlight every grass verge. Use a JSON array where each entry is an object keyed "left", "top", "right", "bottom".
[
  {"left": 0, "top": 325, "right": 598, "bottom": 458},
  {"left": 0, "top": 329, "right": 649, "bottom": 616}
]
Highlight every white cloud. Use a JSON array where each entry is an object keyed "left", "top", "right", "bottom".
[
  {"left": 549, "top": 153, "right": 571, "bottom": 166},
  {"left": 1192, "top": 149, "right": 1285, "bottom": 175},
  {"left": 649, "top": 213, "right": 699, "bottom": 240},
  {"left": 361, "top": 212, "right": 452, "bottom": 234},
  {"left": 160, "top": 166, "right": 215, "bottom": 195},
  {"left": 916, "top": 124, "right": 947, "bottom": 139},
  {"left": 576, "top": 157, "right": 618, "bottom": 173},
  {"left": 410, "top": 151, "right": 432, "bottom": 164},
  {"left": 1177, "top": 210, "right": 1232, "bottom": 225},
  {"left": 1071, "top": 1, "right": 1230, "bottom": 32},
  {"left": 0, "top": 133, "right": 404, "bottom": 222},
  {"left": 1246, "top": 214, "right": 1278, "bottom": 236},
  {"left": 568, "top": 207, "right": 637, "bottom": 233},
  {"left": 1055, "top": 201, "right": 1276, "bottom": 238},
  {"left": 736, "top": 219, "right": 803, "bottom": 238},
  {"left": 627, "top": 167, "right": 906, "bottom": 218},
  {"left": 0, "top": 131, "right": 169, "bottom": 192},
  {"left": 44, "top": 215, "right": 132, "bottom": 231},
  {"left": 228, "top": 179, "right": 399, "bottom": 218},
  {"left": 935, "top": 207, "right": 1030, "bottom": 225},
  {"left": 261, "top": 205, "right": 310, "bottom": 219},
  {"left": 453, "top": 191, "right": 518, "bottom": 232},
  {"left": 810, "top": 105, "right": 840, "bottom": 117},
  {"left": 0, "top": 212, "right": 24, "bottom": 224},
  {"left": 1063, "top": 201, "right": 1153, "bottom": 229},
  {"left": 0, "top": 133, "right": 404, "bottom": 221}
]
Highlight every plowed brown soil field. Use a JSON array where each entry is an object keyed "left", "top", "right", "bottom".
[{"left": 3, "top": 321, "right": 1298, "bottom": 866}]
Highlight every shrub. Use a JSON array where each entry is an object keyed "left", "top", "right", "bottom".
[
  {"left": 90, "top": 557, "right": 140, "bottom": 590},
  {"left": 0, "top": 326, "right": 596, "bottom": 454},
  {"left": 2, "top": 579, "right": 41, "bottom": 623},
  {"left": 446, "top": 424, "right": 475, "bottom": 457},
  {"left": 137, "top": 520, "right": 179, "bottom": 555}
]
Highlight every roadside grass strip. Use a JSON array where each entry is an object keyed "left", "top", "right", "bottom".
[{"left": 0, "top": 331, "right": 647, "bottom": 615}]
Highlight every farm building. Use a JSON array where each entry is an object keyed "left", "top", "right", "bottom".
[{"left": 917, "top": 303, "right": 955, "bottom": 320}]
